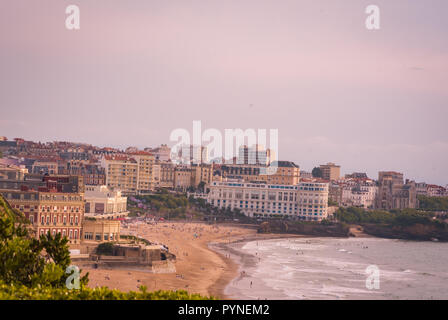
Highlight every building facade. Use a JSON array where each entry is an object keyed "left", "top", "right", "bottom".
[
  {"left": 319, "top": 163, "right": 341, "bottom": 181},
  {"left": 375, "top": 171, "right": 417, "bottom": 210},
  {"left": 0, "top": 172, "right": 85, "bottom": 245},
  {"left": 84, "top": 185, "right": 128, "bottom": 219},
  {"left": 101, "top": 155, "right": 138, "bottom": 195},
  {"left": 207, "top": 180, "right": 329, "bottom": 221}
]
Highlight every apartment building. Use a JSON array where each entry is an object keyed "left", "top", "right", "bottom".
[
  {"left": 221, "top": 164, "right": 265, "bottom": 182},
  {"left": 159, "top": 161, "right": 175, "bottom": 189},
  {"left": 190, "top": 163, "right": 214, "bottom": 188},
  {"left": 237, "top": 145, "right": 274, "bottom": 166},
  {"left": 329, "top": 178, "right": 378, "bottom": 208},
  {"left": 207, "top": 180, "right": 329, "bottom": 221},
  {"left": 262, "top": 161, "right": 300, "bottom": 185},
  {"left": 221, "top": 161, "right": 300, "bottom": 185},
  {"left": 174, "top": 166, "right": 193, "bottom": 190},
  {"left": 145, "top": 144, "right": 171, "bottom": 161},
  {"left": 319, "top": 163, "right": 341, "bottom": 181},
  {"left": 64, "top": 160, "right": 106, "bottom": 185},
  {"left": 101, "top": 155, "right": 138, "bottom": 195},
  {"left": 176, "top": 144, "right": 208, "bottom": 164},
  {"left": 129, "top": 151, "right": 155, "bottom": 194},
  {"left": 31, "top": 159, "right": 61, "bottom": 175}
]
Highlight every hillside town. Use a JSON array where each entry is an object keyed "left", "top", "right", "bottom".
[{"left": 1, "top": 136, "right": 447, "bottom": 245}]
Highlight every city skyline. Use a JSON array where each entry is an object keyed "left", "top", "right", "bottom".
[
  {"left": 1, "top": 0, "right": 447, "bottom": 185},
  {"left": 1, "top": 134, "right": 446, "bottom": 188}
]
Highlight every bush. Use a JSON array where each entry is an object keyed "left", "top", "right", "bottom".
[
  {"left": 0, "top": 283, "right": 213, "bottom": 300},
  {"left": 334, "top": 206, "right": 440, "bottom": 228},
  {"left": 96, "top": 242, "right": 115, "bottom": 256},
  {"left": 418, "top": 196, "right": 448, "bottom": 211}
]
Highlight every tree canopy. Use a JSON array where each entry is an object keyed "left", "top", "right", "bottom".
[{"left": 311, "top": 167, "right": 322, "bottom": 178}]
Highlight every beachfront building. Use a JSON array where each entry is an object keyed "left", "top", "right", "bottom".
[
  {"left": 82, "top": 219, "right": 121, "bottom": 243},
  {"left": 84, "top": 185, "right": 128, "bottom": 219},
  {"left": 220, "top": 161, "right": 300, "bottom": 185},
  {"left": 206, "top": 180, "right": 329, "bottom": 221}
]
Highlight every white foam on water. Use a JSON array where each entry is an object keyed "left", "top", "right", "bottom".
[{"left": 225, "top": 237, "right": 448, "bottom": 300}]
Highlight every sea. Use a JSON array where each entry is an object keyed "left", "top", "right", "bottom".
[{"left": 220, "top": 237, "right": 448, "bottom": 300}]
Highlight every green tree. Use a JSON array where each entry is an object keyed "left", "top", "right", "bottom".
[
  {"left": 96, "top": 242, "right": 115, "bottom": 256},
  {"left": 0, "top": 194, "right": 88, "bottom": 288},
  {"left": 197, "top": 181, "right": 206, "bottom": 192},
  {"left": 312, "top": 167, "right": 322, "bottom": 178}
]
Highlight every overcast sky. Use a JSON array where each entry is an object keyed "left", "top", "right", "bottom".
[{"left": 0, "top": 0, "right": 447, "bottom": 184}]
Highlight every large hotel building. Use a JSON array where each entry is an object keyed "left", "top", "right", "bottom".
[
  {"left": 207, "top": 180, "right": 329, "bottom": 221},
  {"left": 0, "top": 168, "right": 85, "bottom": 245}
]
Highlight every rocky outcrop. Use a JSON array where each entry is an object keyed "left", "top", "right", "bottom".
[
  {"left": 362, "top": 223, "right": 448, "bottom": 241},
  {"left": 258, "top": 221, "right": 350, "bottom": 237}
]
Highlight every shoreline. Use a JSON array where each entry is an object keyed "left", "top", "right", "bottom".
[
  {"left": 82, "top": 220, "right": 370, "bottom": 298},
  {"left": 207, "top": 233, "right": 305, "bottom": 299},
  {"left": 83, "top": 221, "right": 264, "bottom": 297}
]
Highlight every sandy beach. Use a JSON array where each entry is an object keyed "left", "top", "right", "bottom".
[{"left": 83, "top": 221, "right": 276, "bottom": 298}]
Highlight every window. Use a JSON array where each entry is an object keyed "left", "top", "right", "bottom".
[{"left": 84, "top": 232, "right": 93, "bottom": 240}]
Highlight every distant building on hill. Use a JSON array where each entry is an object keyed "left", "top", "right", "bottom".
[
  {"left": 375, "top": 171, "right": 417, "bottom": 210},
  {"left": 319, "top": 163, "right": 341, "bottom": 181}
]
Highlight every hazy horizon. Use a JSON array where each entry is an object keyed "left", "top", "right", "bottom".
[{"left": 1, "top": 0, "right": 447, "bottom": 185}]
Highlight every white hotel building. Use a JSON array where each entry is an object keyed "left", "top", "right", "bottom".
[{"left": 207, "top": 180, "right": 329, "bottom": 221}]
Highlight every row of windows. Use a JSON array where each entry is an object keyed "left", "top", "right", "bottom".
[
  {"left": 39, "top": 229, "right": 79, "bottom": 240},
  {"left": 40, "top": 206, "right": 81, "bottom": 213},
  {"left": 40, "top": 214, "right": 80, "bottom": 226},
  {"left": 83, "top": 232, "right": 118, "bottom": 241}
]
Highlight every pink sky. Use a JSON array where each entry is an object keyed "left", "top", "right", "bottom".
[{"left": 1, "top": 0, "right": 447, "bottom": 184}]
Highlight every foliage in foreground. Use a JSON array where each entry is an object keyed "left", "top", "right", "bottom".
[
  {"left": 0, "top": 194, "right": 88, "bottom": 288},
  {"left": 0, "top": 283, "right": 213, "bottom": 300}
]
